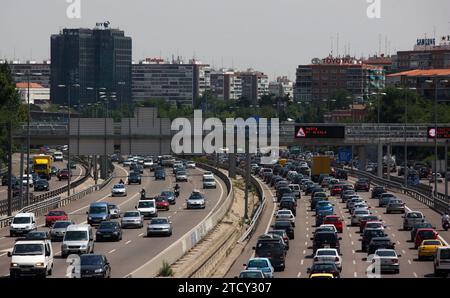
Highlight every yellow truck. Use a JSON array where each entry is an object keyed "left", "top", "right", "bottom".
[
  {"left": 33, "top": 155, "right": 52, "bottom": 180},
  {"left": 311, "top": 156, "right": 331, "bottom": 182}
]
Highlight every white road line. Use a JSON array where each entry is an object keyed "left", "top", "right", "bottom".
[
  {"left": 408, "top": 260, "right": 412, "bottom": 265},
  {"left": 397, "top": 241, "right": 401, "bottom": 245},
  {"left": 300, "top": 259, "right": 304, "bottom": 265},
  {"left": 306, "top": 234, "right": 309, "bottom": 238},
  {"left": 392, "top": 233, "right": 396, "bottom": 238},
  {"left": 306, "top": 222, "right": 309, "bottom": 225},
  {"left": 352, "top": 250, "right": 355, "bottom": 254},
  {"left": 304, "top": 241, "right": 308, "bottom": 246},
  {"left": 387, "top": 226, "right": 392, "bottom": 230},
  {"left": 297, "top": 272, "right": 302, "bottom": 278},
  {"left": 138, "top": 233, "right": 144, "bottom": 237},
  {"left": 402, "top": 250, "right": 406, "bottom": 254},
  {"left": 306, "top": 227, "right": 309, "bottom": 231},
  {"left": 0, "top": 237, "right": 5, "bottom": 240},
  {"left": 349, "top": 234, "right": 352, "bottom": 238},
  {"left": 351, "top": 241, "right": 354, "bottom": 246},
  {"left": 303, "top": 250, "right": 306, "bottom": 255},
  {"left": 353, "top": 260, "right": 356, "bottom": 265},
  {"left": 0, "top": 252, "right": 7, "bottom": 257},
  {"left": 108, "top": 249, "right": 116, "bottom": 254},
  {"left": 413, "top": 272, "right": 418, "bottom": 278},
  {"left": 354, "top": 272, "right": 358, "bottom": 278},
  {"left": 125, "top": 240, "right": 131, "bottom": 245}
]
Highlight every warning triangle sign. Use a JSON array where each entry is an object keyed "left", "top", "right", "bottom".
[{"left": 297, "top": 127, "right": 306, "bottom": 137}]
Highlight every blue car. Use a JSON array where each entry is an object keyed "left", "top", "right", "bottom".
[
  {"left": 316, "top": 208, "right": 334, "bottom": 227},
  {"left": 315, "top": 201, "right": 334, "bottom": 214},
  {"left": 155, "top": 168, "right": 166, "bottom": 180},
  {"left": 245, "top": 258, "right": 274, "bottom": 278}
]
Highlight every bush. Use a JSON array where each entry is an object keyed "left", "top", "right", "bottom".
[{"left": 158, "top": 261, "right": 174, "bottom": 277}]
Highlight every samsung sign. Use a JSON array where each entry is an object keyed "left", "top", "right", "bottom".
[{"left": 416, "top": 38, "right": 435, "bottom": 46}]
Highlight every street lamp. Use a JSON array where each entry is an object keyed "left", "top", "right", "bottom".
[
  {"left": 425, "top": 79, "right": 449, "bottom": 199},
  {"left": 118, "top": 82, "right": 126, "bottom": 116},
  {"left": 58, "top": 83, "right": 80, "bottom": 196}
]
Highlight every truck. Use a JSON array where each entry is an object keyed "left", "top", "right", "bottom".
[
  {"left": 33, "top": 155, "right": 52, "bottom": 180},
  {"left": 311, "top": 156, "right": 331, "bottom": 182}
]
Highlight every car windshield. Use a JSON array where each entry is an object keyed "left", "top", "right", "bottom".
[
  {"left": 317, "top": 250, "right": 337, "bottom": 256},
  {"left": 312, "top": 263, "right": 336, "bottom": 271},
  {"left": 240, "top": 271, "right": 263, "bottom": 278},
  {"left": 138, "top": 201, "right": 154, "bottom": 208},
  {"left": 355, "top": 210, "right": 369, "bottom": 215},
  {"left": 364, "top": 216, "right": 378, "bottom": 221},
  {"left": 190, "top": 193, "right": 203, "bottom": 200},
  {"left": 156, "top": 197, "right": 168, "bottom": 203},
  {"left": 247, "top": 260, "right": 268, "bottom": 268},
  {"left": 382, "top": 194, "right": 395, "bottom": 198},
  {"left": 177, "top": 171, "right": 186, "bottom": 175},
  {"left": 315, "top": 233, "right": 336, "bottom": 242},
  {"left": 53, "top": 221, "right": 72, "bottom": 229},
  {"left": 408, "top": 212, "right": 423, "bottom": 218},
  {"left": 13, "top": 217, "right": 31, "bottom": 224},
  {"left": 161, "top": 191, "right": 173, "bottom": 196},
  {"left": 274, "top": 221, "right": 291, "bottom": 228},
  {"left": 13, "top": 244, "right": 44, "bottom": 255},
  {"left": 99, "top": 222, "right": 117, "bottom": 229},
  {"left": 48, "top": 211, "right": 65, "bottom": 216},
  {"left": 415, "top": 223, "right": 432, "bottom": 229},
  {"left": 376, "top": 250, "right": 396, "bottom": 257},
  {"left": 124, "top": 212, "right": 140, "bottom": 217},
  {"left": 89, "top": 206, "right": 107, "bottom": 214},
  {"left": 64, "top": 231, "right": 88, "bottom": 241},
  {"left": 367, "top": 230, "right": 385, "bottom": 237},
  {"left": 278, "top": 211, "right": 291, "bottom": 216},
  {"left": 317, "top": 202, "right": 331, "bottom": 207},
  {"left": 366, "top": 223, "right": 382, "bottom": 228},
  {"left": 325, "top": 217, "right": 338, "bottom": 222},
  {"left": 419, "top": 230, "right": 435, "bottom": 238},
  {"left": 151, "top": 218, "right": 169, "bottom": 224},
  {"left": 423, "top": 240, "right": 441, "bottom": 246},
  {"left": 80, "top": 255, "right": 104, "bottom": 266},
  {"left": 113, "top": 184, "right": 124, "bottom": 189}
]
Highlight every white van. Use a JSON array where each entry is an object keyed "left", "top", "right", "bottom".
[
  {"left": 61, "top": 224, "right": 94, "bottom": 258},
  {"left": 8, "top": 239, "right": 54, "bottom": 278},
  {"left": 288, "top": 184, "right": 301, "bottom": 199},
  {"left": 136, "top": 199, "right": 157, "bottom": 218},
  {"left": 434, "top": 247, "right": 450, "bottom": 276},
  {"left": 10, "top": 213, "right": 37, "bottom": 237},
  {"left": 53, "top": 151, "right": 64, "bottom": 162}
]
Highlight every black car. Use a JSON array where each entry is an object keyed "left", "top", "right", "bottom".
[
  {"left": 312, "top": 231, "right": 341, "bottom": 254},
  {"left": 371, "top": 186, "right": 386, "bottom": 199},
  {"left": 128, "top": 172, "right": 141, "bottom": 185},
  {"left": 410, "top": 222, "right": 434, "bottom": 242},
  {"left": 276, "top": 187, "right": 292, "bottom": 202},
  {"left": 355, "top": 179, "right": 370, "bottom": 192},
  {"left": 50, "top": 166, "right": 58, "bottom": 176},
  {"left": 80, "top": 254, "right": 111, "bottom": 278},
  {"left": 96, "top": 221, "right": 122, "bottom": 242},
  {"left": 367, "top": 237, "right": 395, "bottom": 255},
  {"left": 34, "top": 179, "right": 50, "bottom": 191},
  {"left": 361, "top": 229, "right": 386, "bottom": 252},
  {"left": 307, "top": 262, "right": 340, "bottom": 278},
  {"left": 155, "top": 168, "right": 166, "bottom": 180},
  {"left": 253, "top": 237, "right": 286, "bottom": 271},
  {"left": 2, "top": 175, "right": 16, "bottom": 186},
  {"left": 272, "top": 220, "right": 295, "bottom": 239},
  {"left": 131, "top": 164, "right": 144, "bottom": 174},
  {"left": 267, "top": 230, "right": 289, "bottom": 250},
  {"left": 335, "top": 170, "right": 348, "bottom": 180}
]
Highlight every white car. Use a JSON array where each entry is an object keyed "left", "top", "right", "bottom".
[
  {"left": 123, "top": 159, "right": 133, "bottom": 166},
  {"left": 275, "top": 210, "right": 296, "bottom": 227},
  {"left": 186, "top": 161, "right": 196, "bottom": 169},
  {"left": 143, "top": 159, "right": 154, "bottom": 168},
  {"left": 111, "top": 184, "right": 127, "bottom": 197},
  {"left": 318, "top": 224, "right": 338, "bottom": 234},
  {"left": 8, "top": 239, "right": 54, "bottom": 278},
  {"left": 136, "top": 199, "right": 157, "bottom": 218},
  {"left": 10, "top": 213, "right": 37, "bottom": 237},
  {"left": 351, "top": 208, "right": 371, "bottom": 226},
  {"left": 203, "top": 171, "right": 214, "bottom": 180},
  {"left": 313, "top": 248, "right": 342, "bottom": 271},
  {"left": 22, "top": 174, "right": 34, "bottom": 187}
]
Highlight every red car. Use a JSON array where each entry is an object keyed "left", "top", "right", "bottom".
[
  {"left": 155, "top": 196, "right": 170, "bottom": 211},
  {"left": 323, "top": 215, "right": 343, "bottom": 233},
  {"left": 330, "top": 185, "right": 343, "bottom": 196},
  {"left": 45, "top": 210, "right": 68, "bottom": 227},
  {"left": 57, "top": 169, "right": 71, "bottom": 180},
  {"left": 414, "top": 228, "right": 439, "bottom": 248}
]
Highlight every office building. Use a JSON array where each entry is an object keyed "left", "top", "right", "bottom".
[
  {"left": 236, "top": 70, "right": 269, "bottom": 103},
  {"left": 268, "top": 76, "right": 294, "bottom": 99},
  {"left": 1, "top": 60, "right": 51, "bottom": 88},
  {"left": 210, "top": 70, "right": 242, "bottom": 100},
  {"left": 50, "top": 24, "right": 132, "bottom": 107}
]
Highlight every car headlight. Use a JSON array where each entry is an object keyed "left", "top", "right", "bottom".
[
  {"left": 80, "top": 244, "right": 87, "bottom": 249},
  {"left": 88, "top": 217, "right": 92, "bottom": 220},
  {"left": 35, "top": 262, "right": 45, "bottom": 267},
  {"left": 113, "top": 231, "right": 118, "bottom": 234},
  {"left": 94, "top": 268, "right": 103, "bottom": 273},
  {"left": 11, "top": 263, "right": 18, "bottom": 267}
]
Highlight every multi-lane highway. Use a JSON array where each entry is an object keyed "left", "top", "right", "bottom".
[
  {"left": 226, "top": 173, "right": 450, "bottom": 278},
  {"left": 0, "top": 161, "right": 227, "bottom": 278}
]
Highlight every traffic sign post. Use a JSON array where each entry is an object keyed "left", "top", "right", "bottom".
[{"left": 338, "top": 148, "right": 352, "bottom": 163}]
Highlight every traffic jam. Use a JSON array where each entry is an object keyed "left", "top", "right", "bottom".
[{"left": 239, "top": 151, "right": 450, "bottom": 278}]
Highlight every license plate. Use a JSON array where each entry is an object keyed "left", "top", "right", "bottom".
[{"left": 103, "top": 235, "right": 111, "bottom": 237}]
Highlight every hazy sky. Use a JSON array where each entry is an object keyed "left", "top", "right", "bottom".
[{"left": 1, "top": 0, "right": 449, "bottom": 80}]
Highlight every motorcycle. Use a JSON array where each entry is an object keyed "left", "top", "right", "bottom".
[
  {"left": 443, "top": 220, "right": 450, "bottom": 231},
  {"left": 174, "top": 189, "right": 180, "bottom": 198}
]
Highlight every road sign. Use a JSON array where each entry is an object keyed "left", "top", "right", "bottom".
[
  {"left": 338, "top": 148, "right": 352, "bottom": 162},
  {"left": 294, "top": 126, "right": 345, "bottom": 139},
  {"left": 427, "top": 127, "right": 450, "bottom": 139}
]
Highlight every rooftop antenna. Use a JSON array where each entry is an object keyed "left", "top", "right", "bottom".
[
  {"left": 378, "top": 33, "right": 382, "bottom": 56},
  {"left": 336, "top": 33, "right": 340, "bottom": 57},
  {"left": 330, "top": 36, "right": 334, "bottom": 56},
  {"left": 348, "top": 42, "right": 351, "bottom": 57},
  {"left": 384, "top": 36, "right": 388, "bottom": 55},
  {"left": 433, "top": 25, "right": 436, "bottom": 40},
  {"left": 221, "top": 56, "right": 223, "bottom": 69}
]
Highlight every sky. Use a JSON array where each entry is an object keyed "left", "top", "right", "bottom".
[{"left": 1, "top": 0, "right": 450, "bottom": 80}]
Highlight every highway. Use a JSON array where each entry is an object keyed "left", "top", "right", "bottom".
[
  {"left": 0, "top": 161, "right": 227, "bottom": 278},
  {"left": 226, "top": 173, "right": 450, "bottom": 278}
]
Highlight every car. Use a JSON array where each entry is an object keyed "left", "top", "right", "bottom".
[
  {"left": 155, "top": 196, "right": 170, "bottom": 211},
  {"left": 45, "top": 210, "right": 68, "bottom": 227},
  {"left": 186, "top": 161, "right": 196, "bottom": 169},
  {"left": 50, "top": 220, "right": 74, "bottom": 241},
  {"left": 79, "top": 254, "right": 111, "bottom": 278},
  {"left": 367, "top": 237, "right": 395, "bottom": 255},
  {"left": 203, "top": 171, "right": 215, "bottom": 180},
  {"left": 136, "top": 199, "right": 157, "bottom": 218},
  {"left": 69, "top": 161, "right": 77, "bottom": 169},
  {"left": 346, "top": 197, "right": 364, "bottom": 210},
  {"left": 21, "top": 174, "right": 34, "bottom": 188},
  {"left": 10, "top": 213, "right": 37, "bottom": 237},
  {"left": 175, "top": 170, "right": 188, "bottom": 182},
  {"left": 244, "top": 258, "right": 274, "bottom": 278},
  {"left": 411, "top": 222, "right": 434, "bottom": 242},
  {"left": 434, "top": 247, "right": 450, "bottom": 276},
  {"left": 110, "top": 183, "right": 127, "bottom": 197},
  {"left": 23, "top": 230, "right": 50, "bottom": 241},
  {"left": 313, "top": 248, "right": 342, "bottom": 271},
  {"left": 272, "top": 220, "right": 295, "bottom": 239},
  {"left": 143, "top": 158, "right": 154, "bottom": 169},
  {"left": 359, "top": 215, "right": 382, "bottom": 233},
  {"left": 87, "top": 202, "right": 111, "bottom": 225},
  {"left": 275, "top": 210, "right": 295, "bottom": 227},
  {"left": 107, "top": 203, "right": 121, "bottom": 219},
  {"left": 8, "top": 239, "right": 54, "bottom": 278},
  {"left": 253, "top": 237, "right": 286, "bottom": 271},
  {"left": 155, "top": 168, "right": 166, "bottom": 180},
  {"left": 161, "top": 190, "right": 176, "bottom": 205},
  {"left": 307, "top": 261, "right": 340, "bottom": 278},
  {"left": 323, "top": 215, "right": 343, "bottom": 233},
  {"left": 2, "top": 175, "right": 17, "bottom": 186},
  {"left": 279, "top": 198, "right": 296, "bottom": 216},
  {"left": 418, "top": 239, "right": 444, "bottom": 260},
  {"left": 361, "top": 228, "right": 386, "bottom": 252},
  {"left": 203, "top": 176, "right": 217, "bottom": 189},
  {"left": 414, "top": 228, "right": 439, "bottom": 249},
  {"left": 147, "top": 217, "right": 173, "bottom": 236},
  {"left": 402, "top": 211, "right": 425, "bottom": 230},
  {"left": 34, "top": 179, "right": 50, "bottom": 191},
  {"left": 371, "top": 186, "right": 386, "bottom": 199},
  {"left": 386, "top": 199, "right": 405, "bottom": 214},
  {"left": 128, "top": 172, "right": 141, "bottom": 184},
  {"left": 378, "top": 193, "right": 396, "bottom": 207},
  {"left": 354, "top": 179, "right": 370, "bottom": 192},
  {"left": 57, "top": 169, "right": 70, "bottom": 180},
  {"left": 312, "top": 231, "right": 341, "bottom": 254},
  {"left": 238, "top": 270, "right": 265, "bottom": 278},
  {"left": 121, "top": 211, "right": 144, "bottom": 229},
  {"left": 288, "top": 184, "right": 301, "bottom": 199},
  {"left": 61, "top": 224, "right": 94, "bottom": 257},
  {"left": 351, "top": 208, "right": 371, "bottom": 226},
  {"left": 335, "top": 169, "right": 348, "bottom": 180},
  {"left": 370, "top": 249, "right": 400, "bottom": 274},
  {"left": 267, "top": 230, "right": 289, "bottom": 250},
  {"left": 96, "top": 221, "right": 122, "bottom": 241},
  {"left": 315, "top": 201, "right": 333, "bottom": 214},
  {"left": 341, "top": 190, "right": 356, "bottom": 203},
  {"left": 277, "top": 186, "right": 293, "bottom": 202},
  {"left": 186, "top": 191, "right": 206, "bottom": 209}
]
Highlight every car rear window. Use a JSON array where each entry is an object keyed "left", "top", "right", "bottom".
[
  {"left": 419, "top": 230, "right": 435, "bottom": 238},
  {"left": 325, "top": 217, "right": 338, "bottom": 222},
  {"left": 423, "top": 240, "right": 441, "bottom": 246},
  {"left": 315, "top": 233, "right": 337, "bottom": 242}
]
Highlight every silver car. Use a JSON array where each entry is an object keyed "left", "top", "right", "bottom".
[
  {"left": 175, "top": 171, "right": 188, "bottom": 182},
  {"left": 50, "top": 220, "right": 74, "bottom": 241},
  {"left": 370, "top": 249, "right": 400, "bottom": 274},
  {"left": 147, "top": 217, "right": 173, "bottom": 236},
  {"left": 378, "top": 193, "right": 396, "bottom": 207},
  {"left": 111, "top": 184, "right": 127, "bottom": 197},
  {"left": 108, "top": 203, "right": 121, "bottom": 219},
  {"left": 386, "top": 199, "right": 405, "bottom": 214},
  {"left": 121, "top": 211, "right": 144, "bottom": 228},
  {"left": 275, "top": 210, "right": 295, "bottom": 227},
  {"left": 351, "top": 208, "right": 371, "bottom": 226},
  {"left": 402, "top": 211, "right": 425, "bottom": 230}
]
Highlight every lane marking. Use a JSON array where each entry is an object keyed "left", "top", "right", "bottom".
[
  {"left": 304, "top": 241, "right": 308, "bottom": 246},
  {"left": 349, "top": 234, "right": 352, "bottom": 238},
  {"left": 108, "top": 249, "right": 116, "bottom": 254},
  {"left": 397, "top": 241, "right": 401, "bottom": 245},
  {"left": 353, "top": 260, "right": 356, "bottom": 265},
  {"left": 300, "top": 259, "right": 304, "bottom": 265},
  {"left": 352, "top": 250, "right": 355, "bottom": 254},
  {"left": 125, "top": 240, "right": 131, "bottom": 245},
  {"left": 138, "top": 233, "right": 144, "bottom": 237},
  {"left": 408, "top": 259, "right": 412, "bottom": 265},
  {"left": 303, "top": 250, "right": 306, "bottom": 255},
  {"left": 413, "top": 272, "right": 418, "bottom": 278},
  {"left": 392, "top": 233, "right": 396, "bottom": 238},
  {"left": 0, "top": 252, "right": 7, "bottom": 257},
  {"left": 402, "top": 250, "right": 406, "bottom": 254},
  {"left": 351, "top": 241, "right": 354, "bottom": 246},
  {"left": 297, "top": 272, "right": 301, "bottom": 278},
  {"left": 354, "top": 272, "right": 357, "bottom": 278}
]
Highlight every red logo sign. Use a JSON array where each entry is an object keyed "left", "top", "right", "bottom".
[{"left": 296, "top": 127, "right": 306, "bottom": 138}]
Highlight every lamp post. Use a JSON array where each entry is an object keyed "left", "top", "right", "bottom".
[
  {"left": 118, "top": 82, "right": 126, "bottom": 116},
  {"left": 16, "top": 71, "right": 42, "bottom": 205}
]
